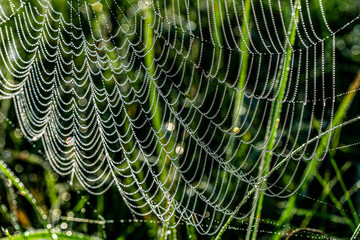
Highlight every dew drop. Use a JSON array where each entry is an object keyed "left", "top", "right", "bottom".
[
  {"left": 166, "top": 122, "right": 175, "bottom": 131},
  {"left": 66, "top": 137, "right": 74, "bottom": 146},
  {"left": 60, "top": 222, "right": 68, "bottom": 230},
  {"left": 175, "top": 145, "right": 184, "bottom": 155}
]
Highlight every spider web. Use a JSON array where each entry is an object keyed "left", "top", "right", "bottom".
[{"left": 0, "top": 0, "right": 359, "bottom": 235}]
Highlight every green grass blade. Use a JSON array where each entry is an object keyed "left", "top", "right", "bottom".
[
  {"left": 1, "top": 227, "right": 14, "bottom": 240},
  {"left": 97, "top": 195, "right": 106, "bottom": 239},
  {"left": 330, "top": 158, "right": 359, "bottom": 224},
  {"left": 144, "top": 3, "right": 161, "bottom": 133},
  {"left": 159, "top": 223, "right": 168, "bottom": 240},
  {"left": 300, "top": 162, "right": 351, "bottom": 228},
  {"left": 314, "top": 173, "right": 355, "bottom": 230},
  {"left": 0, "top": 160, "right": 52, "bottom": 237},
  {"left": 0, "top": 230, "right": 100, "bottom": 240},
  {"left": 218, "top": 0, "right": 252, "bottom": 236},
  {"left": 185, "top": 222, "right": 197, "bottom": 240},
  {"left": 214, "top": 187, "right": 256, "bottom": 240},
  {"left": 272, "top": 70, "right": 360, "bottom": 239},
  {"left": 227, "top": 0, "right": 251, "bottom": 159},
  {"left": 247, "top": 2, "right": 300, "bottom": 239},
  {"left": 72, "top": 195, "right": 90, "bottom": 214},
  {"left": 328, "top": 71, "right": 360, "bottom": 225},
  {"left": 0, "top": 172, "right": 20, "bottom": 230},
  {"left": 143, "top": 5, "right": 181, "bottom": 238},
  {"left": 351, "top": 223, "right": 360, "bottom": 240}
]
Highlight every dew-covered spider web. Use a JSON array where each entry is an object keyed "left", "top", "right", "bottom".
[{"left": 0, "top": 0, "right": 360, "bottom": 235}]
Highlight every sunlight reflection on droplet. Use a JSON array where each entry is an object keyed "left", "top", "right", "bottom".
[
  {"left": 60, "top": 222, "right": 68, "bottom": 230},
  {"left": 66, "top": 137, "right": 74, "bottom": 145},
  {"left": 167, "top": 122, "right": 175, "bottom": 131},
  {"left": 176, "top": 145, "right": 184, "bottom": 155}
]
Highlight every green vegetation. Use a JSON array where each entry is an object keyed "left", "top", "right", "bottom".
[{"left": 0, "top": 0, "right": 360, "bottom": 239}]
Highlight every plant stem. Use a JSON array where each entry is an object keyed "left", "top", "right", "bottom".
[
  {"left": 214, "top": 187, "right": 256, "bottom": 240},
  {"left": 186, "top": 222, "right": 197, "bottom": 240},
  {"left": 144, "top": 2, "right": 161, "bottom": 133},
  {"left": 97, "top": 195, "right": 106, "bottom": 239},
  {"left": 0, "top": 160, "right": 52, "bottom": 238},
  {"left": 330, "top": 157, "right": 359, "bottom": 224},
  {"left": 144, "top": 5, "right": 177, "bottom": 237},
  {"left": 247, "top": 2, "right": 300, "bottom": 240},
  {"left": 273, "top": 70, "right": 360, "bottom": 239},
  {"left": 300, "top": 161, "right": 352, "bottom": 228},
  {"left": 218, "top": 0, "right": 251, "bottom": 237},
  {"left": 214, "top": 112, "right": 360, "bottom": 239},
  {"left": 227, "top": 0, "right": 251, "bottom": 159},
  {"left": 351, "top": 222, "right": 360, "bottom": 240},
  {"left": 329, "top": 71, "right": 360, "bottom": 224},
  {"left": 214, "top": 0, "right": 224, "bottom": 68},
  {"left": 314, "top": 173, "right": 355, "bottom": 230},
  {"left": 0, "top": 230, "right": 100, "bottom": 240}
]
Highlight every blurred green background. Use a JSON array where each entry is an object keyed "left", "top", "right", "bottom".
[{"left": 0, "top": 0, "right": 360, "bottom": 239}]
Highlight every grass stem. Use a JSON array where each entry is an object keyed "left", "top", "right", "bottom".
[
  {"left": 247, "top": 2, "right": 300, "bottom": 239},
  {"left": 0, "top": 160, "right": 53, "bottom": 238},
  {"left": 273, "top": 70, "right": 360, "bottom": 238}
]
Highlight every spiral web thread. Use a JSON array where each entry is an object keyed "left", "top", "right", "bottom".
[{"left": 0, "top": 0, "right": 359, "bottom": 235}]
